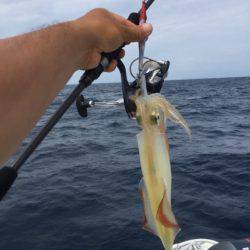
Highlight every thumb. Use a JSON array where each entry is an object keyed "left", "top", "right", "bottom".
[{"left": 122, "top": 23, "right": 153, "bottom": 43}]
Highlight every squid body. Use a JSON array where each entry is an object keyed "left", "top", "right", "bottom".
[{"left": 135, "top": 93, "right": 191, "bottom": 250}]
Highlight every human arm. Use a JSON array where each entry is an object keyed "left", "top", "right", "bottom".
[{"left": 0, "top": 8, "right": 152, "bottom": 165}]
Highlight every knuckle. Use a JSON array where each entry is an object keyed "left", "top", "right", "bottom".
[
  {"left": 91, "top": 8, "right": 109, "bottom": 16},
  {"left": 122, "top": 26, "right": 131, "bottom": 41},
  {"left": 123, "top": 26, "right": 141, "bottom": 42}
]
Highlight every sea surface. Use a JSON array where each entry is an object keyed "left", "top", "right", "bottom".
[{"left": 0, "top": 77, "right": 250, "bottom": 250}]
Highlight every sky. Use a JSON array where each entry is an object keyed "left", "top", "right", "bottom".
[{"left": 0, "top": 0, "right": 249, "bottom": 84}]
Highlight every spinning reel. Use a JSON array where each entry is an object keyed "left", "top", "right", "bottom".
[{"left": 76, "top": 58, "right": 170, "bottom": 118}]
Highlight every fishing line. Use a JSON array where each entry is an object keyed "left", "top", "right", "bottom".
[{"left": 129, "top": 57, "right": 160, "bottom": 80}]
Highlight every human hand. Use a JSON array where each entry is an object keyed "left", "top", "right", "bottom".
[{"left": 72, "top": 8, "right": 153, "bottom": 71}]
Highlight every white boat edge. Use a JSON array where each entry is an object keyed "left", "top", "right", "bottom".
[{"left": 173, "top": 239, "right": 218, "bottom": 250}]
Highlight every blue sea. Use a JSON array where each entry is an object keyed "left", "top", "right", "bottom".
[{"left": 0, "top": 77, "right": 250, "bottom": 250}]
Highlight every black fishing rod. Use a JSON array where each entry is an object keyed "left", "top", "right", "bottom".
[
  {"left": 145, "top": 0, "right": 155, "bottom": 10},
  {"left": 0, "top": 0, "right": 156, "bottom": 201}
]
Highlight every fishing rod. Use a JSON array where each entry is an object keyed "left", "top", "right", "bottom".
[{"left": 0, "top": 0, "right": 156, "bottom": 201}]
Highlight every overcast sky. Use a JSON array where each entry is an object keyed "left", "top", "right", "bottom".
[{"left": 0, "top": 0, "right": 249, "bottom": 84}]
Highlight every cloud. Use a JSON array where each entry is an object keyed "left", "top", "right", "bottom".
[{"left": 0, "top": 0, "right": 249, "bottom": 83}]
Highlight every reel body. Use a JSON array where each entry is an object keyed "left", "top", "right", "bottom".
[{"left": 76, "top": 58, "right": 170, "bottom": 119}]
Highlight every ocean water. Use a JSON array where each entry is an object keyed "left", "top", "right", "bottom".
[{"left": 0, "top": 77, "right": 250, "bottom": 250}]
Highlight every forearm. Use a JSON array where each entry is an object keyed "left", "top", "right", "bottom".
[
  {"left": 0, "top": 20, "right": 86, "bottom": 164},
  {"left": 0, "top": 8, "right": 152, "bottom": 165}
]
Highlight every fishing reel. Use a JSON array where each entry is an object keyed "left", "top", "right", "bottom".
[
  {"left": 121, "top": 57, "right": 170, "bottom": 118},
  {"left": 76, "top": 58, "right": 170, "bottom": 118}
]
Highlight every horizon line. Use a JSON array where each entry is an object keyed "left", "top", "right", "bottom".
[{"left": 68, "top": 75, "right": 250, "bottom": 85}]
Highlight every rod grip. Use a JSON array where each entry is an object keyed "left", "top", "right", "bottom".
[
  {"left": 0, "top": 167, "right": 18, "bottom": 201},
  {"left": 128, "top": 12, "right": 140, "bottom": 25}
]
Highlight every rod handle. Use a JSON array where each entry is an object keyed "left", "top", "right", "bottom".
[{"left": 0, "top": 167, "right": 18, "bottom": 201}]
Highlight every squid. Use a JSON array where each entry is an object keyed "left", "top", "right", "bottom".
[{"left": 135, "top": 93, "right": 191, "bottom": 250}]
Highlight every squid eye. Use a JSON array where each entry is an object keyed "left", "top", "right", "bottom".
[
  {"left": 150, "top": 115, "right": 157, "bottom": 125},
  {"left": 150, "top": 112, "right": 160, "bottom": 125}
]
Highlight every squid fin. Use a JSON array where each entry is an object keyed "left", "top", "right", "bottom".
[
  {"left": 163, "top": 99, "right": 192, "bottom": 140},
  {"left": 156, "top": 179, "right": 180, "bottom": 238},
  {"left": 139, "top": 178, "right": 157, "bottom": 235}
]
